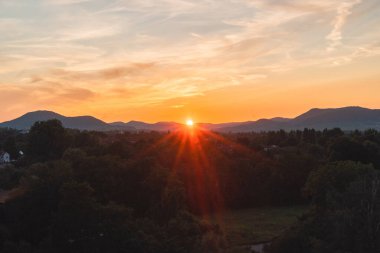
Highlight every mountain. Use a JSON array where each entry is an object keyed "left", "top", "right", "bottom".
[
  {"left": 110, "top": 121, "right": 182, "bottom": 131},
  {"left": 0, "top": 111, "right": 135, "bottom": 131},
  {"left": 292, "top": 107, "right": 380, "bottom": 129},
  {"left": 198, "top": 122, "right": 244, "bottom": 131},
  {"left": 1, "top": 106, "right": 380, "bottom": 132},
  {"left": 218, "top": 106, "right": 380, "bottom": 132},
  {"left": 270, "top": 117, "right": 291, "bottom": 122}
]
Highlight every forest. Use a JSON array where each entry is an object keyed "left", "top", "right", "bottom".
[{"left": 1, "top": 120, "right": 380, "bottom": 253}]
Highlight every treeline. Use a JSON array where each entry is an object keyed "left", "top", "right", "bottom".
[
  {"left": 267, "top": 160, "right": 380, "bottom": 253},
  {"left": 0, "top": 120, "right": 380, "bottom": 252}
]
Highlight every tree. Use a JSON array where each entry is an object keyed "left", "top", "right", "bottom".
[
  {"left": 269, "top": 162, "right": 380, "bottom": 253},
  {"left": 328, "top": 137, "right": 368, "bottom": 163},
  {"left": 28, "top": 120, "right": 67, "bottom": 160}
]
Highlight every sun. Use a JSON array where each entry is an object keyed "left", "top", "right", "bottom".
[{"left": 186, "top": 119, "right": 194, "bottom": 127}]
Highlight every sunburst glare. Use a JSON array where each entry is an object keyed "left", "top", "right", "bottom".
[{"left": 186, "top": 119, "right": 194, "bottom": 127}]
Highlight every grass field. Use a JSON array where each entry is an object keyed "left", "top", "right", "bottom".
[{"left": 207, "top": 206, "right": 307, "bottom": 252}]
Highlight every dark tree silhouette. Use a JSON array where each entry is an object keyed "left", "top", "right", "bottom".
[{"left": 28, "top": 119, "right": 68, "bottom": 160}]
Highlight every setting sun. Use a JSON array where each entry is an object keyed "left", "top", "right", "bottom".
[{"left": 186, "top": 119, "right": 194, "bottom": 127}]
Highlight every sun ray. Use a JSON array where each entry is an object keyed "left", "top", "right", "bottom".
[{"left": 130, "top": 123, "right": 254, "bottom": 217}]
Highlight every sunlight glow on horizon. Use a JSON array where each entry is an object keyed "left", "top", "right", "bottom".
[{"left": 186, "top": 119, "right": 194, "bottom": 127}]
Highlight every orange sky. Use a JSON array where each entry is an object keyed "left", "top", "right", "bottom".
[{"left": 1, "top": 0, "right": 380, "bottom": 123}]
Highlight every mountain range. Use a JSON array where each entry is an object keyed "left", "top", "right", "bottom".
[{"left": 1, "top": 106, "right": 380, "bottom": 132}]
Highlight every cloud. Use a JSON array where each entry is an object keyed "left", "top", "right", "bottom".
[
  {"left": 58, "top": 87, "right": 95, "bottom": 100},
  {"left": 0, "top": 0, "right": 380, "bottom": 122},
  {"left": 47, "top": 63, "right": 156, "bottom": 82},
  {"left": 100, "top": 63, "right": 156, "bottom": 79},
  {"left": 44, "top": 0, "right": 91, "bottom": 5},
  {"left": 115, "top": 0, "right": 199, "bottom": 16},
  {"left": 58, "top": 25, "right": 121, "bottom": 41},
  {"left": 326, "top": 0, "right": 362, "bottom": 51}
]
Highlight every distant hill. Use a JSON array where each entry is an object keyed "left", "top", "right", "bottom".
[
  {"left": 198, "top": 122, "right": 244, "bottom": 131},
  {"left": 109, "top": 121, "right": 183, "bottom": 131},
  {"left": 292, "top": 107, "right": 380, "bottom": 129},
  {"left": 0, "top": 111, "right": 135, "bottom": 131},
  {"left": 1, "top": 106, "right": 380, "bottom": 132},
  {"left": 218, "top": 107, "right": 380, "bottom": 132}
]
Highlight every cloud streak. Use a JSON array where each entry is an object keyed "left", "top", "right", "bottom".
[
  {"left": 44, "top": 0, "right": 91, "bottom": 5},
  {"left": 326, "top": 0, "right": 362, "bottom": 51}
]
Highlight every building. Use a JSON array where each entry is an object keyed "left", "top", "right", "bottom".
[
  {"left": 0, "top": 152, "right": 11, "bottom": 164},
  {"left": 263, "top": 145, "right": 279, "bottom": 152}
]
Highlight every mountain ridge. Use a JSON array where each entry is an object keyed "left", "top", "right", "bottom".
[
  {"left": 1, "top": 106, "right": 380, "bottom": 132},
  {"left": 0, "top": 110, "right": 134, "bottom": 131},
  {"left": 218, "top": 106, "right": 380, "bottom": 132}
]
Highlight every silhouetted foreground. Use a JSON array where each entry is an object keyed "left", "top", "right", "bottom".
[{"left": 0, "top": 120, "right": 380, "bottom": 252}]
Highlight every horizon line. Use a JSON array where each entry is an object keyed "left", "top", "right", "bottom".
[{"left": 1, "top": 105, "right": 378, "bottom": 125}]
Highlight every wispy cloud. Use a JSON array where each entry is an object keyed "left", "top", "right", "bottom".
[
  {"left": 58, "top": 25, "right": 121, "bottom": 41},
  {"left": 44, "top": 0, "right": 91, "bottom": 5},
  {"left": 326, "top": 0, "right": 362, "bottom": 51}
]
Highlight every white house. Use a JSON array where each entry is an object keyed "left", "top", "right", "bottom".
[{"left": 0, "top": 152, "right": 11, "bottom": 164}]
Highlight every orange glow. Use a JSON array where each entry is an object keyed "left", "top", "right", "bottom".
[{"left": 186, "top": 119, "right": 194, "bottom": 127}]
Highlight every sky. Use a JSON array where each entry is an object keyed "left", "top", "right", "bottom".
[{"left": 1, "top": 0, "right": 380, "bottom": 123}]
